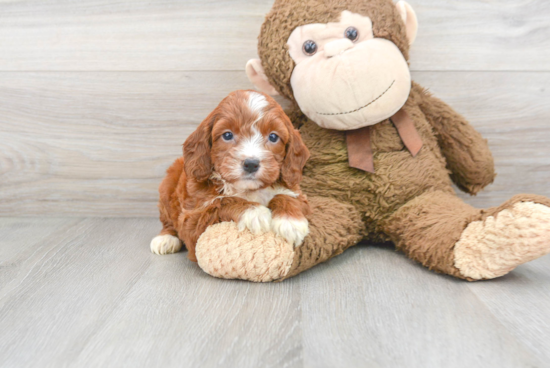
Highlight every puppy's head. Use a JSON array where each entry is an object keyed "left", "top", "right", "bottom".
[{"left": 183, "top": 90, "right": 309, "bottom": 190}]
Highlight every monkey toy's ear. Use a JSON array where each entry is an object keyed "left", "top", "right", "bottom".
[
  {"left": 245, "top": 59, "right": 280, "bottom": 96},
  {"left": 396, "top": 1, "right": 418, "bottom": 45}
]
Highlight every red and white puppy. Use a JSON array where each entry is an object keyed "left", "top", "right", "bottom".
[{"left": 151, "top": 90, "right": 311, "bottom": 261}]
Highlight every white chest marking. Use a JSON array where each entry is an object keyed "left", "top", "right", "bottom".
[
  {"left": 234, "top": 186, "right": 299, "bottom": 206},
  {"left": 208, "top": 172, "right": 299, "bottom": 207}
]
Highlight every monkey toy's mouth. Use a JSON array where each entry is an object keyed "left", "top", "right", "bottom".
[{"left": 315, "top": 80, "right": 395, "bottom": 116}]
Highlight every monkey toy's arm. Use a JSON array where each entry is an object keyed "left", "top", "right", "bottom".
[
  {"left": 194, "top": 196, "right": 365, "bottom": 282},
  {"left": 413, "top": 82, "right": 496, "bottom": 195}
]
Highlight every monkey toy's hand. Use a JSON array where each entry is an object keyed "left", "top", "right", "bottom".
[{"left": 195, "top": 197, "right": 365, "bottom": 282}]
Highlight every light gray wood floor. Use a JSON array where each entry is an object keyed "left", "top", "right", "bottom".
[{"left": 1, "top": 217, "right": 549, "bottom": 368}]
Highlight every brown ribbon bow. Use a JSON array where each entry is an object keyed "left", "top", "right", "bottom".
[{"left": 346, "top": 108, "right": 423, "bottom": 173}]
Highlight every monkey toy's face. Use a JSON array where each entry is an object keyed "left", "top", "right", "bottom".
[
  {"left": 246, "top": 1, "right": 419, "bottom": 132},
  {"left": 286, "top": 11, "right": 411, "bottom": 130}
]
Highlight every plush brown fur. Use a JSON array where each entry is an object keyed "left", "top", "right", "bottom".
[
  {"left": 278, "top": 81, "right": 497, "bottom": 279},
  {"left": 251, "top": 0, "right": 550, "bottom": 281},
  {"left": 189, "top": 0, "right": 550, "bottom": 282},
  {"left": 381, "top": 190, "right": 481, "bottom": 279},
  {"left": 282, "top": 196, "right": 365, "bottom": 280}
]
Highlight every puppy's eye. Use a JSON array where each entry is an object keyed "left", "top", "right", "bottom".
[
  {"left": 345, "top": 27, "right": 359, "bottom": 42},
  {"left": 268, "top": 133, "right": 279, "bottom": 143},
  {"left": 302, "top": 40, "right": 317, "bottom": 56},
  {"left": 222, "top": 132, "right": 234, "bottom": 141}
]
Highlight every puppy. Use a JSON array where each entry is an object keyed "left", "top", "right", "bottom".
[{"left": 150, "top": 90, "right": 311, "bottom": 261}]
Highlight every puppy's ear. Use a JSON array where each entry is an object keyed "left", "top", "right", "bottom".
[
  {"left": 281, "top": 118, "right": 310, "bottom": 188},
  {"left": 183, "top": 110, "right": 216, "bottom": 182}
]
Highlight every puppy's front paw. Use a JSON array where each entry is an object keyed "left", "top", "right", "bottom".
[
  {"left": 238, "top": 205, "right": 272, "bottom": 234},
  {"left": 271, "top": 216, "right": 309, "bottom": 248},
  {"left": 150, "top": 234, "right": 182, "bottom": 255}
]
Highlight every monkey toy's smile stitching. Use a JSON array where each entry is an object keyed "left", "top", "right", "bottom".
[{"left": 316, "top": 80, "right": 395, "bottom": 116}]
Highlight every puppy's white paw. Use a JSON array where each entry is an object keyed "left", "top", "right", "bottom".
[
  {"left": 238, "top": 205, "right": 272, "bottom": 234},
  {"left": 271, "top": 216, "right": 309, "bottom": 248},
  {"left": 150, "top": 234, "right": 182, "bottom": 255}
]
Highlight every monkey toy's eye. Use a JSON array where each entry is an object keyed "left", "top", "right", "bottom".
[
  {"left": 302, "top": 40, "right": 317, "bottom": 56},
  {"left": 268, "top": 133, "right": 279, "bottom": 143},
  {"left": 222, "top": 131, "right": 234, "bottom": 141},
  {"left": 345, "top": 27, "right": 359, "bottom": 42}
]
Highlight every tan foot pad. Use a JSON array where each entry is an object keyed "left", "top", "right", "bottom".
[
  {"left": 454, "top": 202, "right": 550, "bottom": 280},
  {"left": 195, "top": 222, "right": 295, "bottom": 282}
]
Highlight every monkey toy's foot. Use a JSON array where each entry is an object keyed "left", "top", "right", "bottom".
[{"left": 454, "top": 198, "right": 550, "bottom": 280}]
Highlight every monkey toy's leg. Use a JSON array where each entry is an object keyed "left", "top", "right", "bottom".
[
  {"left": 195, "top": 196, "right": 365, "bottom": 282},
  {"left": 381, "top": 191, "right": 550, "bottom": 280}
]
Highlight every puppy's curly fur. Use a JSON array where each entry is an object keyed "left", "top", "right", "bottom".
[{"left": 151, "top": 90, "right": 311, "bottom": 261}]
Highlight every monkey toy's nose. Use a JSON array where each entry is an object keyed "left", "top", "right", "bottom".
[
  {"left": 324, "top": 38, "right": 354, "bottom": 58},
  {"left": 243, "top": 158, "right": 260, "bottom": 174}
]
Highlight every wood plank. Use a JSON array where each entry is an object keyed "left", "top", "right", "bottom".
[
  {"left": 73, "top": 252, "right": 302, "bottom": 368},
  {"left": 0, "top": 71, "right": 254, "bottom": 217},
  {"left": 413, "top": 72, "right": 550, "bottom": 208},
  {"left": 0, "top": 0, "right": 271, "bottom": 72},
  {"left": 0, "top": 218, "right": 153, "bottom": 367},
  {"left": 0, "top": 71, "right": 549, "bottom": 216},
  {"left": 466, "top": 254, "right": 550, "bottom": 364},
  {"left": 0, "top": 218, "right": 550, "bottom": 368},
  {"left": 0, "top": 218, "right": 549, "bottom": 367},
  {"left": 409, "top": 0, "right": 550, "bottom": 71},
  {"left": 0, "top": 0, "right": 548, "bottom": 71},
  {"left": 0, "top": 217, "right": 81, "bottom": 293},
  {"left": 298, "top": 245, "right": 545, "bottom": 367},
  {"left": 0, "top": 218, "right": 301, "bottom": 368}
]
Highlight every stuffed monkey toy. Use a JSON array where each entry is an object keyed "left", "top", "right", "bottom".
[{"left": 184, "top": 0, "right": 550, "bottom": 282}]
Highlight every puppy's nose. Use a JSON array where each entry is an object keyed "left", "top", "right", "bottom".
[{"left": 243, "top": 158, "right": 260, "bottom": 174}]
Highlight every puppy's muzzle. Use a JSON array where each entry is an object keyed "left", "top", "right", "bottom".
[{"left": 243, "top": 158, "right": 260, "bottom": 174}]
